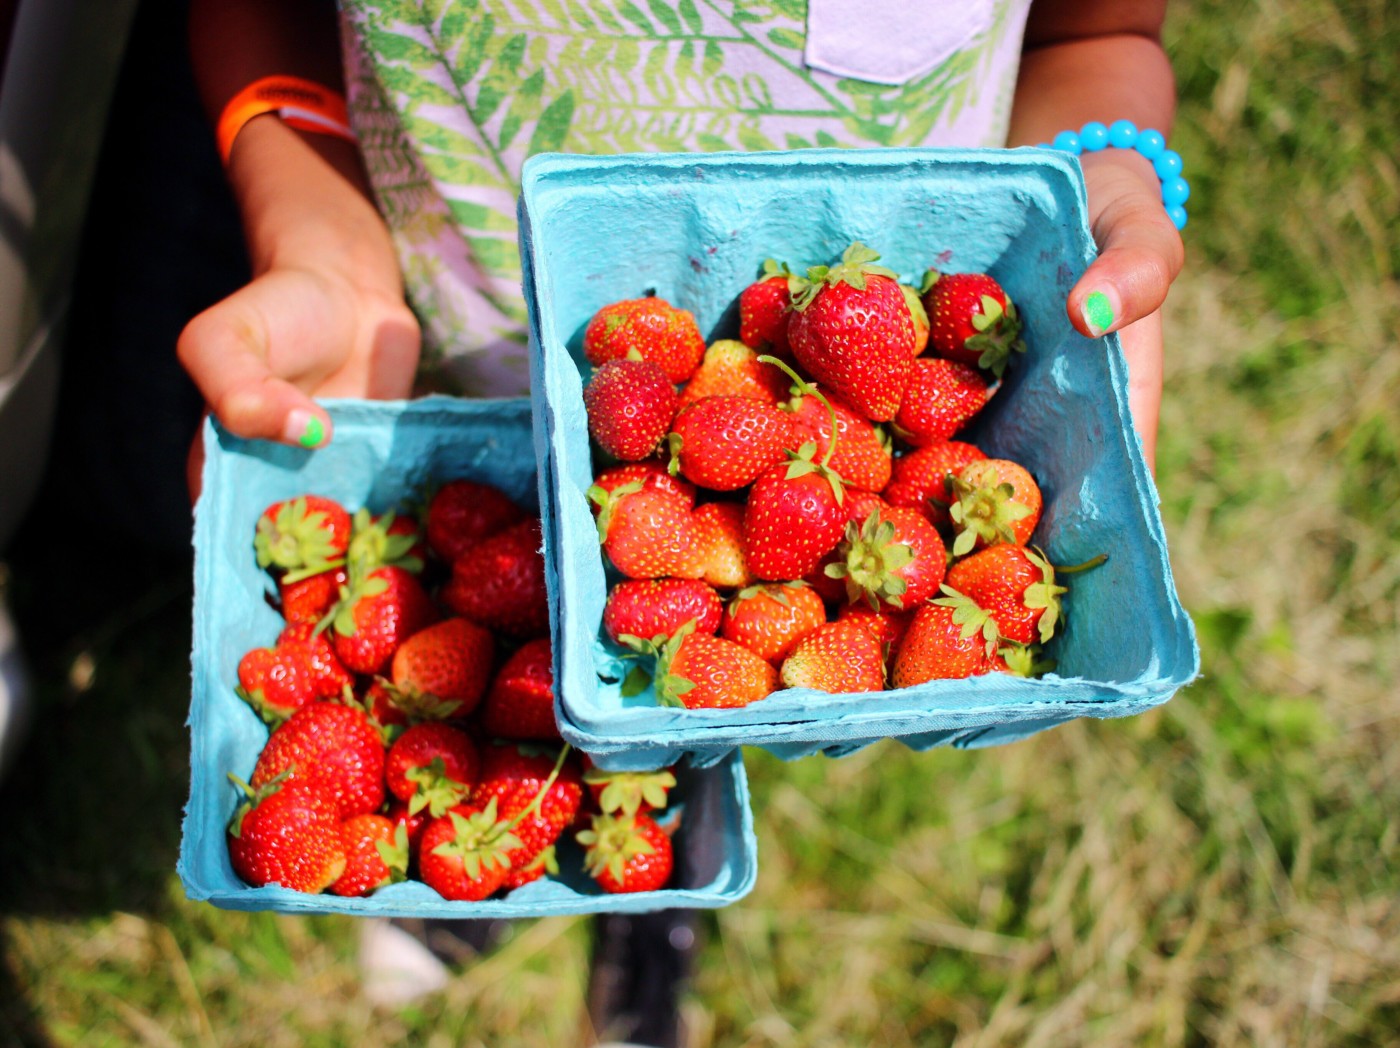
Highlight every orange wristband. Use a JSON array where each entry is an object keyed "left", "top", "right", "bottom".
[{"left": 216, "top": 75, "right": 357, "bottom": 165}]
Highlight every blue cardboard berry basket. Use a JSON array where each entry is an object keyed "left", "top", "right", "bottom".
[
  {"left": 519, "top": 148, "right": 1200, "bottom": 771},
  {"left": 179, "top": 397, "right": 758, "bottom": 915}
]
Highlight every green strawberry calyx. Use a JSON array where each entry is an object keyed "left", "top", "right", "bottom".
[
  {"left": 1026, "top": 548, "right": 1107, "bottom": 645},
  {"left": 576, "top": 812, "right": 660, "bottom": 883},
  {"left": 583, "top": 767, "right": 677, "bottom": 817},
  {"left": 651, "top": 620, "right": 700, "bottom": 708},
  {"left": 338, "top": 508, "right": 424, "bottom": 581},
  {"left": 964, "top": 294, "right": 1026, "bottom": 379},
  {"left": 374, "top": 822, "right": 411, "bottom": 884},
  {"left": 826, "top": 511, "right": 915, "bottom": 610},
  {"left": 1000, "top": 643, "right": 1056, "bottom": 679},
  {"left": 406, "top": 756, "right": 473, "bottom": 818},
  {"left": 759, "top": 355, "right": 846, "bottom": 504},
  {"left": 587, "top": 479, "right": 644, "bottom": 544},
  {"left": 931, "top": 584, "right": 1001, "bottom": 657},
  {"left": 791, "top": 242, "right": 898, "bottom": 312},
  {"left": 430, "top": 798, "right": 522, "bottom": 881},
  {"left": 947, "top": 470, "right": 1035, "bottom": 557},
  {"left": 255, "top": 497, "right": 345, "bottom": 576}
]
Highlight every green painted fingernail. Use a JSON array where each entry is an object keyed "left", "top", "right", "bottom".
[
  {"left": 298, "top": 415, "right": 324, "bottom": 448},
  {"left": 1084, "top": 290, "right": 1115, "bottom": 335}
]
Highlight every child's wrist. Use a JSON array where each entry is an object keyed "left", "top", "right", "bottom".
[{"left": 1040, "top": 120, "right": 1189, "bottom": 230}]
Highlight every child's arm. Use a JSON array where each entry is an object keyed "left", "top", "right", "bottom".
[
  {"left": 1010, "top": 0, "right": 1182, "bottom": 467},
  {"left": 178, "top": 0, "right": 419, "bottom": 451}
]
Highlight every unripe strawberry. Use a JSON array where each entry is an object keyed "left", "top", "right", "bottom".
[{"left": 780, "top": 619, "right": 886, "bottom": 693}]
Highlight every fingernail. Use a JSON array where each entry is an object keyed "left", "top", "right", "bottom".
[
  {"left": 1082, "top": 289, "right": 1117, "bottom": 336},
  {"left": 287, "top": 410, "right": 327, "bottom": 449}
]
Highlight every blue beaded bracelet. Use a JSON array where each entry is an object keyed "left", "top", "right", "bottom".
[{"left": 1038, "top": 119, "right": 1189, "bottom": 231}]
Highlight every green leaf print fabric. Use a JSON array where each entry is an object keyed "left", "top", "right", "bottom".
[{"left": 339, "top": 0, "right": 1034, "bottom": 396}]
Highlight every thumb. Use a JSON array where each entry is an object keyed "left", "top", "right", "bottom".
[
  {"left": 176, "top": 294, "right": 333, "bottom": 448},
  {"left": 1069, "top": 153, "right": 1185, "bottom": 338}
]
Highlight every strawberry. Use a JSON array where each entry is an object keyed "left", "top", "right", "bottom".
[
  {"left": 583, "top": 297, "right": 706, "bottom": 383},
  {"left": 582, "top": 762, "right": 677, "bottom": 818},
  {"left": 738, "top": 260, "right": 796, "bottom": 360},
  {"left": 939, "top": 545, "right": 1096, "bottom": 648},
  {"left": 891, "top": 602, "right": 1002, "bottom": 686},
  {"left": 330, "top": 814, "right": 408, "bottom": 897},
  {"left": 478, "top": 637, "right": 561, "bottom": 741},
  {"left": 603, "top": 578, "right": 724, "bottom": 645},
  {"left": 922, "top": 271, "right": 1025, "bottom": 378},
  {"left": 417, "top": 799, "right": 520, "bottom": 901},
  {"left": 236, "top": 620, "right": 353, "bottom": 725},
  {"left": 787, "top": 243, "right": 915, "bottom": 421},
  {"left": 893, "top": 358, "right": 991, "bottom": 446},
  {"left": 653, "top": 625, "right": 779, "bottom": 708},
  {"left": 584, "top": 356, "right": 678, "bottom": 461},
  {"left": 592, "top": 484, "right": 707, "bottom": 580},
  {"left": 826, "top": 507, "right": 947, "bottom": 611},
  {"left": 345, "top": 508, "right": 426, "bottom": 576},
  {"left": 386, "top": 799, "right": 431, "bottom": 854},
  {"left": 799, "top": 489, "right": 895, "bottom": 604},
  {"left": 502, "top": 843, "right": 559, "bottom": 890},
  {"left": 426, "top": 479, "right": 527, "bottom": 565},
  {"left": 254, "top": 495, "right": 351, "bottom": 579},
  {"left": 385, "top": 722, "right": 479, "bottom": 819},
  {"left": 278, "top": 565, "right": 347, "bottom": 625},
  {"left": 677, "top": 339, "right": 790, "bottom": 409},
  {"left": 883, "top": 440, "right": 987, "bottom": 526},
  {"left": 779, "top": 619, "right": 886, "bottom": 693},
  {"left": 440, "top": 518, "right": 550, "bottom": 639},
  {"left": 252, "top": 700, "right": 387, "bottom": 818},
  {"left": 227, "top": 771, "right": 346, "bottom": 893},
  {"left": 901, "top": 283, "right": 930, "bottom": 356},
  {"left": 364, "top": 678, "right": 410, "bottom": 733},
  {"left": 693, "top": 501, "right": 754, "bottom": 590},
  {"left": 837, "top": 601, "right": 915, "bottom": 661},
  {"left": 590, "top": 461, "right": 696, "bottom": 512},
  {"left": 325, "top": 565, "right": 438, "bottom": 676},
  {"left": 578, "top": 812, "right": 674, "bottom": 894},
  {"left": 470, "top": 742, "right": 584, "bottom": 874},
  {"left": 946, "top": 459, "right": 1043, "bottom": 556},
  {"left": 720, "top": 582, "right": 827, "bottom": 665},
  {"left": 390, "top": 617, "right": 497, "bottom": 719},
  {"left": 743, "top": 443, "right": 847, "bottom": 581},
  {"left": 668, "top": 395, "right": 793, "bottom": 491},
  {"left": 783, "top": 389, "right": 892, "bottom": 493}
]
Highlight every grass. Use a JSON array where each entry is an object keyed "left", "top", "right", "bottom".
[{"left": 4, "top": 0, "right": 1400, "bottom": 1044}]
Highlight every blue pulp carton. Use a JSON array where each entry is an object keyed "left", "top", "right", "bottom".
[
  {"left": 520, "top": 148, "right": 1199, "bottom": 770},
  {"left": 179, "top": 398, "right": 757, "bottom": 915}
]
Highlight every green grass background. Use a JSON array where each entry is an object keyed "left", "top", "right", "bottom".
[{"left": 4, "top": 0, "right": 1399, "bottom": 1044}]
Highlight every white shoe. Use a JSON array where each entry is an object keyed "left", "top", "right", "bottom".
[{"left": 357, "top": 918, "right": 451, "bottom": 1007}]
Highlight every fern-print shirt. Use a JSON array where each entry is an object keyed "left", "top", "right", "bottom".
[{"left": 339, "top": 0, "right": 1035, "bottom": 396}]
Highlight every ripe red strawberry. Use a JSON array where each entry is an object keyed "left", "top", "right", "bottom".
[
  {"left": 426, "top": 479, "right": 527, "bottom": 565},
  {"left": 390, "top": 617, "right": 497, "bottom": 719},
  {"left": 583, "top": 297, "right": 706, "bottom": 383},
  {"left": 584, "top": 356, "right": 678, "bottom": 461},
  {"left": 893, "top": 358, "right": 991, "bottom": 445},
  {"left": 577, "top": 812, "right": 674, "bottom": 894},
  {"left": 901, "top": 283, "right": 930, "bottom": 356},
  {"left": 385, "top": 721, "right": 479, "bottom": 817},
  {"left": 278, "top": 565, "right": 347, "bottom": 625},
  {"left": 720, "top": 582, "right": 827, "bottom": 665},
  {"left": 603, "top": 578, "right": 724, "bottom": 645},
  {"left": 592, "top": 485, "right": 706, "bottom": 580},
  {"left": 590, "top": 461, "right": 696, "bottom": 512},
  {"left": 787, "top": 243, "right": 915, "bottom": 421},
  {"left": 582, "top": 762, "right": 677, "bottom": 817},
  {"left": 783, "top": 390, "right": 892, "bottom": 492},
  {"left": 668, "top": 395, "right": 793, "bottom": 491},
  {"left": 883, "top": 440, "right": 987, "bottom": 526},
  {"left": 227, "top": 772, "right": 346, "bottom": 893},
  {"left": 693, "top": 501, "right": 753, "bottom": 590},
  {"left": 440, "top": 518, "right": 550, "bottom": 639},
  {"left": 386, "top": 799, "right": 431, "bottom": 853},
  {"left": 677, "top": 339, "right": 790, "bottom": 409},
  {"left": 743, "top": 444, "right": 847, "bottom": 582},
  {"left": 922, "top": 271, "right": 1026, "bottom": 378},
  {"left": 738, "top": 260, "right": 796, "bottom": 360},
  {"left": 252, "top": 701, "right": 387, "bottom": 818},
  {"left": 653, "top": 626, "right": 778, "bottom": 708},
  {"left": 780, "top": 619, "right": 886, "bottom": 693},
  {"left": 837, "top": 601, "right": 915, "bottom": 661},
  {"left": 417, "top": 800, "right": 520, "bottom": 901},
  {"left": 826, "top": 507, "right": 947, "bottom": 611},
  {"left": 940, "top": 544, "right": 1085, "bottom": 647},
  {"left": 470, "top": 742, "right": 584, "bottom": 874},
  {"left": 947, "top": 459, "right": 1043, "bottom": 556},
  {"left": 330, "top": 814, "right": 408, "bottom": 897},
  {"left": 502, "top": 844, "right": 559, "bottom": 890},
  {"left": 236, "top": 620, "right": 354, "bottom": 723},
  {"left": 326, "top": 564, "right": 438, "bottom": 676},
  {"left": 891, "top": 602, "right": 1002, "bottom": 686},
  {"left": 254, "top": 495, "right": 351, "bottom": 578},
  {"left": 478, "top": 637, "right": 561, "bottom": 741}
]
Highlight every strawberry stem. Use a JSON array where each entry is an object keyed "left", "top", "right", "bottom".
[
  {"left": 489, "top": 743, "right": 573, "bottom": 845},
  {"left": 1055, "top": 553, "right": 1109, "bottom": 575},
  {"left": 757, "top": 354, "right": 841, "bottom": 469}
]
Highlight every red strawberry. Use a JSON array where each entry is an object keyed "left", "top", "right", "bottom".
[
  {"left": 236, "top": 621, "right": 353, "bottom": 725},
  {"left": 940, "top": 545, "right": 1088, "bottom": 647},
  {"left": 826, "top": 507, "right": 947, "bottom": 611},
  {"left": 653, "top": 626, "right": 779, "bottom": 708},
  {"left": 720, "top": 582, "right": 827, "bottom": 665},
  {"left": 603, "top": 578, "right": 724, "bottom": 645},
  {"left": 584, "top": 356, "right": 679, "bottom": 461},
  {"left": 252, "top": 701, "right": 387, "bottom": 818},
  {"left": 901, "top": 283, "right": 930, "bottom": 356},
  {"left": 386, "top": 799, "right": 431, "bottom": 854},
  {"left": 478, "top": 637, "right": 561, "bottom": 741},
  {"left": 786, "top": 243, "right": 915, "bottom": 421},
  {"left": 386, "top": 721, "right": 480, "bottom": 817},
  {"left": 779, "top": 619, "right": 886, "bottom": 693},
  {"left": 893, "top": 358, "right": 991, "bottom": 446},
  {"left": 583, "top": 297, "right": 706, "bottom": 383},
  {"left": 390, "top": 617, "right": 497, "bottom": 719},
  {"left": 738, "top": 260, "right": 796, "bottom": 360},
  {"left": 227, "top": 772, "right": 346, "bottom": 893},
  {"left": 891, "top": 602, "right": 1002, "bottom": 686},
  {"left": 326, "top": 565, "right": 438, "bottom": 676},
  {"left": 783, "top": 389, "right": 892, "bottom": 492},
  {"left": 582, "top": 762, "right": 677, "bottom": 817},
  {"left": 590, "top": 461, "right": 696, "bottom": 511},
  {"left": 946, "top": 459, "right": 1043, "bottom": 556},
  {"left": 743, "top": 444, "right": 847, "bottom": 582},
  {"left": 440, "top": 518, "right": 550, "bottom": 639},
  {"left": 426, "top": 479, "right": 527, "bottom": 565},
  {"left": 592, "top": 485, "right": 706, "bottom": 580},
  {"left": 502, "top": 843, "right": 559, "bottom": 890},
  {"left": 254, "top": 495, "right": 351, "bottom": 578},
  {"left": 668, "top": 395, "right": 793, "bottom": 491},
  {"left": 330, "top": 814, "right": 408, "bottom": 897},
  {"left": 799, "top": 489, "right": 895, "bottom": 604},
  {"left": 677, "top": 339, "right": 790, "bottom": 409},
  {"left": 922, "top": 271, "right": 1026, "bottom": 378},
  {"left": 578, "top": 812, "right": 674, "bottom": 894},
  {"left": 837, "top": 601, "right": 915, "bottom": 661},
  {"left": 470, "top": 742, "right": 584, "bottom": 874},
  {"left": 417, "top": 800, "right": 520, "bottom": 901},
  {"left": 883, "top": 440, "right": 987, "bottom": 526},
  {"left": 279, "top": 565, "right": 347, "bottom": 624},
  {"left": 693, "top": 501, "right": 754, "bottom": 590}
]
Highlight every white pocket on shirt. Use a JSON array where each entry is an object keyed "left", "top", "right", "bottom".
[{"left": 804, "top": 0, "right": 997, "bottom": 86}]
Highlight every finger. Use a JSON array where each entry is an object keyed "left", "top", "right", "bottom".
[
  {"left": 177, "top": 298, "right": 333, "bottom": 448},
  {"left": 1116, "top": 311, "right": 1163, "bottom": 473}
]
